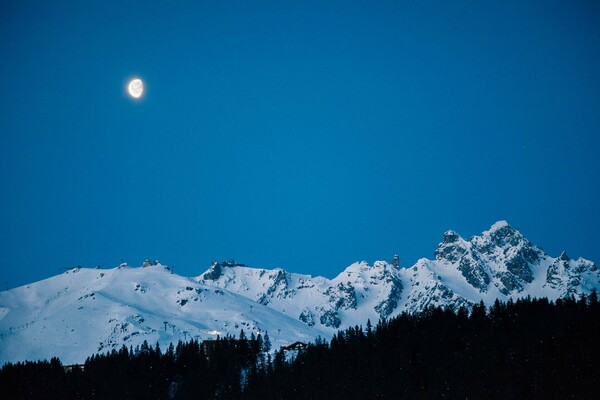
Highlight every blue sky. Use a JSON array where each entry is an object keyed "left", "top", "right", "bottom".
[{"left": 1, "top": 0, "right": 599, "bottom": 289}]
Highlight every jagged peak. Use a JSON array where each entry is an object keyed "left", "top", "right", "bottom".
[
  {"left": 488, "top": 220, "right": 510, "bottom": 233},
  {"left": 435, "top": 230, "right": 469, "bottom": 262},
  {"left": 479, "top": 220, "right": 527, "bottom": 249},
  {"left": 559, "top": 251, "right": 570, "bottom": 261},
  {"left": 441, "top": 230, "right": 461, "bottom": 243},
  {"left": 202, "top": 262, "right": 224, "bottom": 281},
  {"left": 203, "top": 259, "right": 249, "bottom": 273}
]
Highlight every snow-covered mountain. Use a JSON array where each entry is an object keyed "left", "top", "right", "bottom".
[
  {"left": 199, "top": 221, "right": 599, "bottom": 330},
  {"left": 1, "top": 221, "right": 598, "bottom": 365},
  {"left": 0, "top": 263, "right": 322, "bottom": 365}
]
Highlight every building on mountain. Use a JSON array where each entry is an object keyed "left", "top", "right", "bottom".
[
  {"left": 63, "top": 364, "right": 85, "bottom": 373},
  {"left": 281, "top": 341, "right": 307, "bottom": 351}
]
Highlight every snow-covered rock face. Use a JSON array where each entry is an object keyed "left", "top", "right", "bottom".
[
  {"left": 544, "top": 252, "right": 598, "bottom": 297},
  {"left": 435, "top": 230, "right": 491, "bottom": 292},
  {"left": 1, "top": 221, "right": 599, "bottom": 365},
  {"left": 195, "top": 260, "right": 403, "bottom": 330},
  {"left": 434, "top": 222, "right": 547, "bottom": 296}
]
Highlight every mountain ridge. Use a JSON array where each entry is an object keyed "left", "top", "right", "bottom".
[{"left": 1, "top": 221, "right": 598, "bottom": 364}]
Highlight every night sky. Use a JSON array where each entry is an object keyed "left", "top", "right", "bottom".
[{"left": 2, "top": 1, "right": 599, "bottom": 289}]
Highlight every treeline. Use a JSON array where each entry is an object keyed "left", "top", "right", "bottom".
[
  {"left": 245, "top": 293, "right": 600, "bottom": 399},
  {"left": 0, "top": 331, "right": 271, "bottom": 399},
  {"left": 2, "top": 294, "right": 600, "bottom": 399}
]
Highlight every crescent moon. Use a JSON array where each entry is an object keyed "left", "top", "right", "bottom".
[{"left": 128, "top": 78, "right": 144, "bottom": 98}]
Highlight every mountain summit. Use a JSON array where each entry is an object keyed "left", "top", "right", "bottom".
[{"left": 1, "top": 221, "right": 598, "bottom": 364}]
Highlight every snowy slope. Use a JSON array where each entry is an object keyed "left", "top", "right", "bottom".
[
  {"left": 1, "top": 221, "right": 598, "bottom": 365},
  {"left": 0, "top": 263, "right": 323, "bottom": 365}
]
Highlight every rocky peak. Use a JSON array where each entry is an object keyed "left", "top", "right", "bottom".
[
  {"left": 485, "top": 221, "right": 522, "bottom": 248},
  {"left": 442, "top": 230, "right": 460, "bottom": 244},
  {"left": 474, "top": 222, "right": 541, "bottom": 262},
  {"left": 435, "top": 231, "right": 468, "bottom": 263},
  {"left": 202, "top": 261, "right": 223, "bottom": 281},
  {"left": 488, "top": 220, "right": 510, "bottom": 232},
  {"left": 559, "top": 251, "right": 570, "bottom": 261},
  {"left": 201, "top": 259, "right": 246, "bottom": 281}
]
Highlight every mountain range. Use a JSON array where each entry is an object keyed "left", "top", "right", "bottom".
[{"left": 1, "top": 221, "right": 598, "bottom": 364}]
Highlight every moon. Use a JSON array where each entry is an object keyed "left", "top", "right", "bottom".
[{"left": 127, "top": 78, "right": 144, "bottom": 98}]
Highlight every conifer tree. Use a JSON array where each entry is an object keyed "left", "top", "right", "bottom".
[{"left": 262, "top": 331, "right": 272, "bottom": 353}]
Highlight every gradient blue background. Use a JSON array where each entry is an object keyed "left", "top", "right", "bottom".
[{"left": 1, "top": 0, "right": 599, "bottom": 289}]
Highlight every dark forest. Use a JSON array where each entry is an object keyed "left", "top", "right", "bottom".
[{"left": 2, "top": 293, "right": 599, "bottom": 399}]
